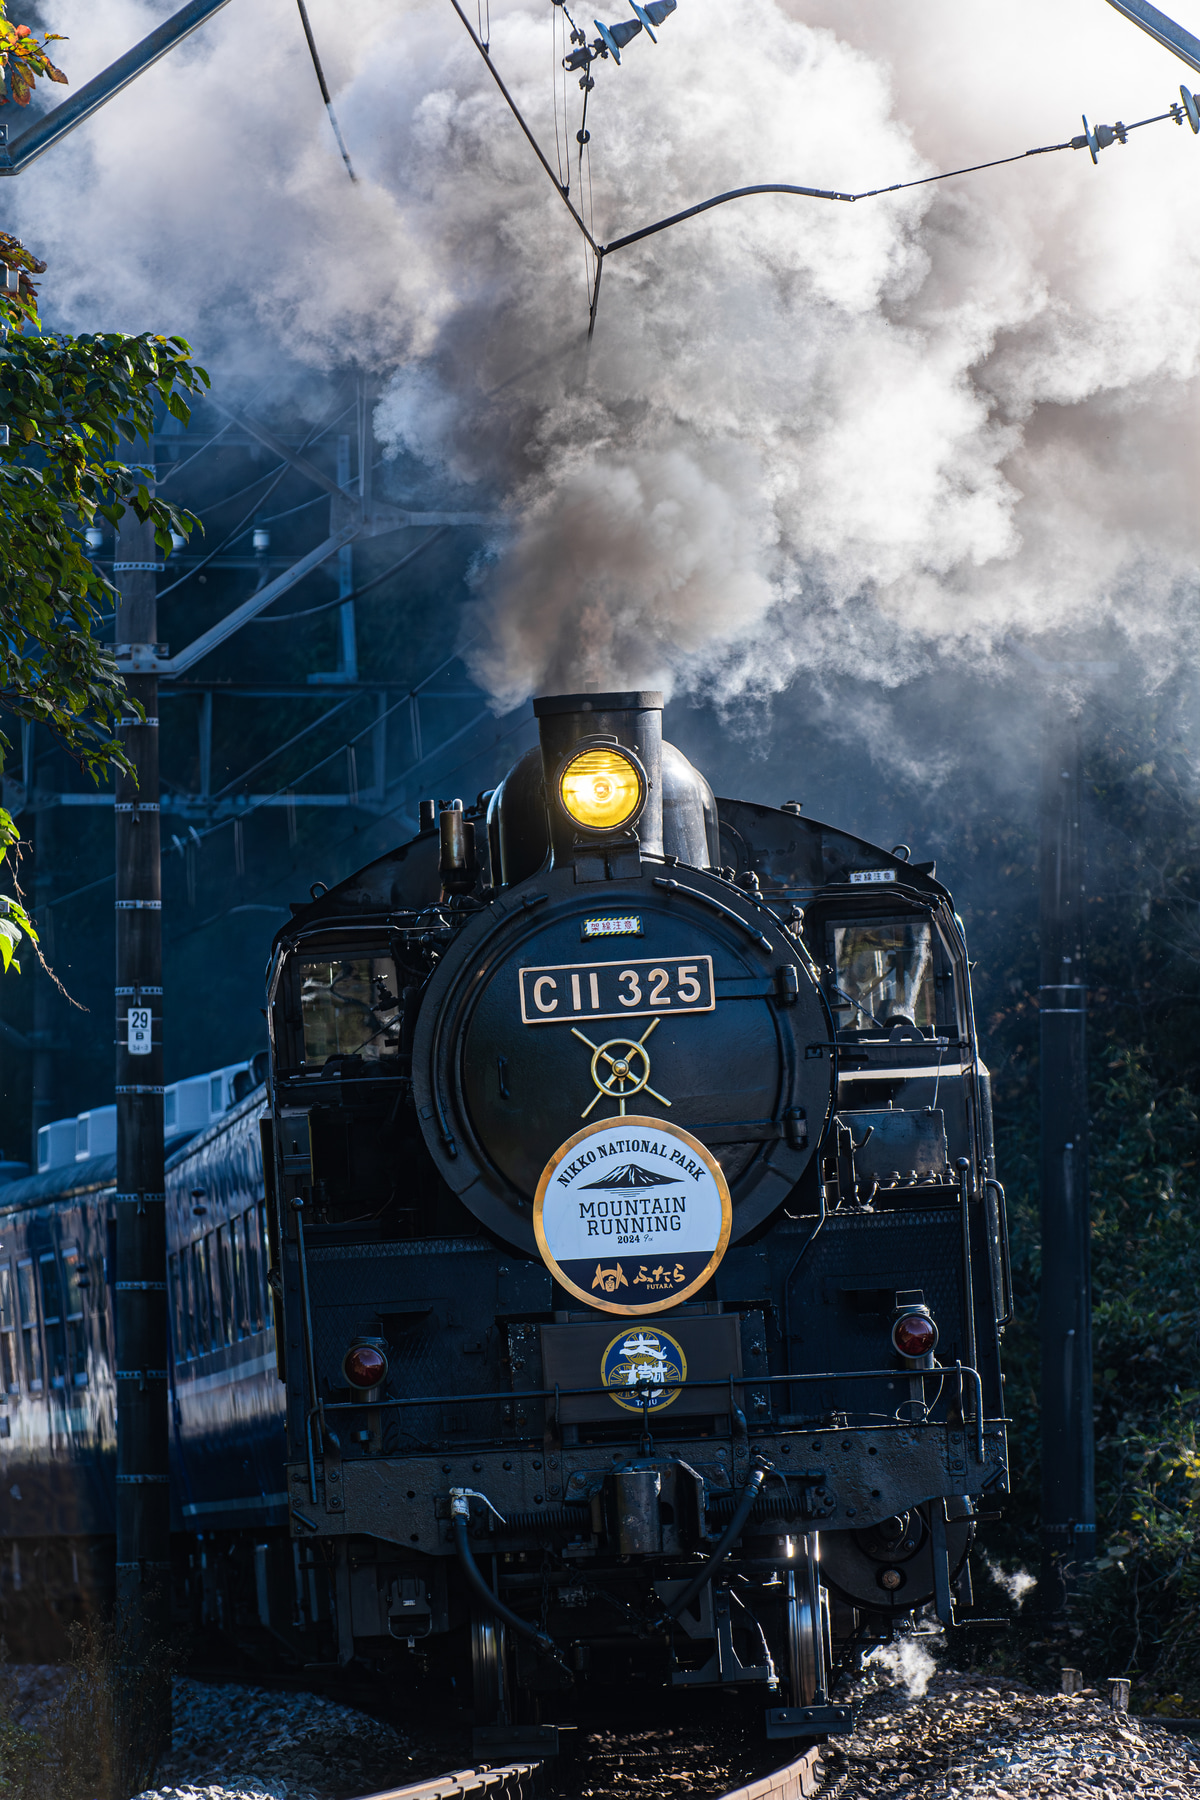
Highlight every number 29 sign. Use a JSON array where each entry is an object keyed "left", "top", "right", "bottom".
[{"left": 519, "top": 955, "right": 714, "bottom": 1027}]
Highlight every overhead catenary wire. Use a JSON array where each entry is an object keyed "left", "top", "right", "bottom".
[
  {"left": 154, "top": 379, "right": 275, "bottom": 487},
  {"left": 447, "top": 0, "right": 598, "bottom": 253},
  {"left": 32, "top": 646, "right": 493, "bottom": 921},
  {"left": 601, "top": 105, "right": 1187, "bottom": 255},
  {"left": 205, "top": 695, "right": 358, "bottom": 801},
  {"left": 246, "top": 526, "right": 450, "bottom": 622},
  {"left": 183, "top": 639, "right": 485, "bottom": 857},
  {"left": 166, "top": 704, "right": 537, "bottom": 946},
  {"left": 294, "top": 0, "right": 357, "bottom": 181},
  {"left": 155, "top": 394, "right": 355, "bottom": 599},
  {"left": 445, "top": 0, "right": 1200, "bottom": 337}
]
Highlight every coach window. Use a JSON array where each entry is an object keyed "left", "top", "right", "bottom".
[
  {"left": 40, "top": 1254, "right": 67, "bottom": 1390},
  {"left": 61, "top": 1245, "right": 88, "bottom": 1387},
  {"left": 176, "top": 1247, "right": 196, "bottom": 1361},
  {"left": 298, "top": 956, "right": 402, "bottom": 1067},
  {"left": 216, "top": 1225, "right": 236, "bottom": 1347},
  {"left": 0, "top": 1263, "right": 17, "bottom": 1393},
  {"left": 168, "top": 1253, "right": 185, "bottom": 1363},
  {"left": 229, "top": 1216, "right": 250, "bottom": 1340},
  {"left": 16, "top": 1260, "right": 42, "bottom": 1391},
  {"left": 193, "top": 1237, "right": 215, "bottom": 1355},
  {"left": 245, "top": 1206, "right": 265, "bottom": 1333}
]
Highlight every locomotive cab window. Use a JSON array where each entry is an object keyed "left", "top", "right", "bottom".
[
  {"left": 830, "top": 918, "right": 937, "bottom": 1033},
  {"left": 297, "top": 955, "right": 402, "bottom": 1068}
]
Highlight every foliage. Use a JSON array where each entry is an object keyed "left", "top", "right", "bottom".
[
  {"left": 0, "top": 255, "right": 209, "bottom": 786},
  {"left": 0, "top": 808, "right": 35, "bottom": 974},
  {"left": 0, "top": 0, "right": 66, "bottom": 110},
  {"left": 955, "top": 697, "right": 1200, "bottom": 1711},
  {"left": 0, "top": 4, "right": 210, "bottom": 807},
  {"left": 0, "top": 1614, "right": 175, "bottom": 1800}
]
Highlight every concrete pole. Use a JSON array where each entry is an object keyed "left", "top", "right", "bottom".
[
  {"left": 29, "top": 802, "right": 56, "bottom": 1166},
  {"left": 1038, "top": 708, "right": 1095, "bottom": 1607},
  {"left": 113, "top": 493, "right": 171, "bottom": 1699}
]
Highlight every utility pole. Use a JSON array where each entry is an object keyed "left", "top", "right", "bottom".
[
  {"left": 29, "top": 801, "right": 57, "bottom": 1165},
  {"left": 1039, "top": 707, "right": 1095, "bottom": 1608},
  {"left": 113, "top": 488, "right": 171, "bottom": 1713}
]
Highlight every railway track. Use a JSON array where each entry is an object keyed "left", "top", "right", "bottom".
[{"left": 347, "top": 1738, "right": 844, "bottom": 1800}]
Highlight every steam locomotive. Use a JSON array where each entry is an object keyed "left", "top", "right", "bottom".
[
  {"left": 261, "top": 689, "right": 1010, "bottom": 1744},
  {"left": 0, "top": 689, "right": 1010, "bottom": 1747}
]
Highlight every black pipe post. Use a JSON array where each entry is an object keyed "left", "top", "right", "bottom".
[
  {"left": 113, "top": 487, "right": 171, "bottom": 1723},
  {"left": 1038, "top": 708, "right": 1095, "bottom": 1608}
]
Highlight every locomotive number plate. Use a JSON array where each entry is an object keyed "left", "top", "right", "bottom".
[{"left": 519, "top": 955, "right": 715, "bottom": 1025}]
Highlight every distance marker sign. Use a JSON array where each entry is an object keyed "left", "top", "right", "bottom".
[{"left": 533, "top": 1117, "right": 733, "bottom": 1315}]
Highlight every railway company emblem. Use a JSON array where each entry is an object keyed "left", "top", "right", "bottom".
[
  {"left": 600, "top": 1326, "right": 687, "bottom": 1412},
  {"left": 533, "top": 1117, "right": 733, "bottom": 1315}
]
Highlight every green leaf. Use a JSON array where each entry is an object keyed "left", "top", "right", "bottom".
[{"left": 0, "top": 917, "right": 20, "bottom": 973}]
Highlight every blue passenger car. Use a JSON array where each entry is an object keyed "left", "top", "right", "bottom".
[{"left": 0, "top": 1081, "right": 295, "bottom": 1657}]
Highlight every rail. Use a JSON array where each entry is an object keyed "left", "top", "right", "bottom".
[
  {"left": 345, "top": 1738, "right": 835, "bottom": 1800},
  {"left": 346, "top": 1767, "right": 538, "bottom": 1800}
]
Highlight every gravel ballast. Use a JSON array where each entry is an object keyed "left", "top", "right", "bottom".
[
  {"left": 134, "top": 1678, "right": 424, "bottom": 1800},
  {"left": 9, "top": 1662, "right": 1200, "bottom": 1798},
  {"left": 834, "top": 1668, "right": 1200, "bottom": 1797}
]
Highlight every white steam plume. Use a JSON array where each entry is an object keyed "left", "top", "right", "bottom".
[
  {"left": 983, "top": 1554, "right": 1037, "bottom": 1612},
  {"left": 864, "top": 1632, "right": 941, "bottom": 1700},
  {"left": 12, "top": 0, "right": 1200, "bottom": 708}
]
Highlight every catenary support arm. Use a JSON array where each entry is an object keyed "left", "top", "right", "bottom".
[
  {"left": 1103, "top": 0, "right": 1200, "bottom": 77},
  {"left": 0, "top": 0, "right": 237, "bottom": 174}
]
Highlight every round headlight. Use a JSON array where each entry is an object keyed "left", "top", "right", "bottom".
[
  {"left": 559, "top": 746, "right": 645, "bottom": 833},
  {"left": 892, "top": 1311, "right": 937, "bottom": 1358},
  {"left": 343, "top": 1342, "right": 388, "bottom": 1389}
]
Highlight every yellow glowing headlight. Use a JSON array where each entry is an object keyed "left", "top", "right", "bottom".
[{"left": 559, "top": 747, "right": 645, "bottom": 832}]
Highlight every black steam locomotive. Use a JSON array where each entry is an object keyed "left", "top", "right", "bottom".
[{"left": 261, "top": 688, "right": 1010, "bottom": 1745}]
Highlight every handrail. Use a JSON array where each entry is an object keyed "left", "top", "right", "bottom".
[
  {"left": 323, "top": 1361, "right": 990, "bottom": 1462},
  {"left": 652, "top": 875, "right": 772, "bottom": 952},
  {"left": 985, "top": 1177, "right": 1014, "bottom": 1329}
]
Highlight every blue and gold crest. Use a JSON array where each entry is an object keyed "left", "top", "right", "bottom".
[{"left": 601, "top": 1326, "right": 687, "bottom": 1412}]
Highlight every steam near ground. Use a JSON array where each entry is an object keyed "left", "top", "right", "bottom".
[
  {"left": 11, "top": 0, "right": 1200, "bottom": 721},
  {"left": 864, "top": 1632, "right": 943, "bottom": 1700},
  {"left": 982, "top": 1557, "right": 1038, "bottom": 1613}
]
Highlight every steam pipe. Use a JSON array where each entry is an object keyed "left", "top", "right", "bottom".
[{"left": 660, "top": 1458, "right": 768, "bottom": 1622}]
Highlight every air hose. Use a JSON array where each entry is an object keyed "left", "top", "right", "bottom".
[
  {"left": 449, "top": 1490, "right": 562, "bottom": 1663},
  {"left": 661, "top": 1457, "right": 770, "bottom": 1622}
]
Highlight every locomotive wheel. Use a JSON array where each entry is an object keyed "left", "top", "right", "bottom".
[
  {"left": 469, "top": 1606, "right": 508, "bottom": 1725},
  {"left": 787, "top": 1535, "right": 830, "bottom": 1706},
  {"left": 819, "top": 1505, "right": 974, "bottom": 1614}
]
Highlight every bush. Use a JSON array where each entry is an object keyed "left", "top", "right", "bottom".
[{"left": 0, "top": 1614, "right": 175, "bottom": 1800}]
